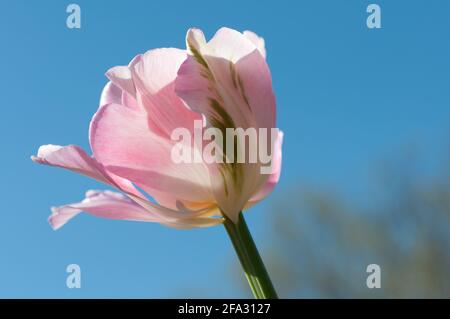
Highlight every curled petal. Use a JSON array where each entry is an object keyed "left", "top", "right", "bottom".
[
  {"left": 32, "top": 145, "right": 110, "bottom": 184},
  {"left": 105, "top": 55, "right": 142, "bottom": 99},
  {"left": 99, "top": 82, "right": 122, "bottom": 107},
  {"left": 130, "top": 48, "right": 202, "bottom": 138},
  {"left": 99, "top": 80, "right": 140, "bottom": 110},
  {"left": 105, "top": 65, "right": 136, "bottom": 98},
  {"left": 105, "top": 55, "right": 142, "bottom": 111},
  {"left": 243, "top": 30, "right": 266, "bottom": 59},
  {"left": 31, "top": 144, "right": 143, "bottom": 199},
  {"left": 33, "top": 145, "right": 221, "bottom": 229},
  {"left": 32, "top": 144, "right": 211, "bottom": 221},
  {"left": 49, "top": 190, "right": 158, "bottom": 230},
  {"left": 49, "top": 190, "right": 222, "bottom": 230}
]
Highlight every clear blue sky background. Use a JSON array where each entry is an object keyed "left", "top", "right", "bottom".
[{"left": 0, "top": 0, "right": 449, "bottom": 297}]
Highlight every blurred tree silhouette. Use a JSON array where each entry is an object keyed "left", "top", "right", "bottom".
[{"left": 260, "top": 145, "right": 450, "bottom": 298}]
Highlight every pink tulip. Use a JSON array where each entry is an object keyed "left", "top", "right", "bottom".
[{"left": 32, "top": 27, "right": 283, "bottom": 230}]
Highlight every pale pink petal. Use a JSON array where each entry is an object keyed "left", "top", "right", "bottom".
[
  {"left": 176, "top": 27, "right": 275, "bottom": 129},
  {"left": 32, "top": 144, "right": 222, "bottom": 228},
  {"left": 99, "top": 81, "right": 139, "bottom": 110},
  {"left": 105, "top": 54, "right": 142, "bottom": 97},
  {"left": 132, "top": 48, "right": 186, "bottom": 96},
  {"left": 49, "top": 190, "right": 158, "bottom": 230},
  {"left": 105, "top": 55, "right": 142, "bottom": 111},
  {"left": 121, "top": 90, "right": 140, "bottom": 109},
  {"left": 99, "top": 82, "right": 122, "bottom": 107},
  {"left": 32, "top": 145, "right": 110, "bottom": 183},
  {"left": 130, "top": 48, "right": 202, "bottom": 138},
  {"left": 50, "top": 190, "right": 221, "bottom": 230},
  {"left": 89, "top": 103, "right": 214, "bottom": 209},
  {"left": 175, "top": 27, "right": 277, "bottom": 222},
  {"left": 105, "top": 65, "right": 136, "bottom": 97},
  {"left": 250, "top": 131, "right": 283, "bottom": 202},
  {"left": 31, "top": 144, "right": 143, "bottom": 199},
  {"left": 243, "top": 30, "right": 266, "bottom": 59}
]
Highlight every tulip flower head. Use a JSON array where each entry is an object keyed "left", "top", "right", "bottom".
[
  {"left": 32, "top": 27, "right": 283, "bottom": 230},
  {"left": 33, "top": 27, "right": 283, "bottom": 299}
]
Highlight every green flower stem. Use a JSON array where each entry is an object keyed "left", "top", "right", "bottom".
[{"left": 223, "top": 212, "right": 278, "bottom": 299}]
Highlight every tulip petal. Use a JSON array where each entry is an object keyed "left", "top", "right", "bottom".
[
  {"left": 176, "top": 27, "right": 276, "bottom": 130},
  {"left": 105, "top": 54, "right": 142, "bottom": 98},
  {"left": 250, "top": 131, "right": 283, "bottom": 202},
  {"left": 105, "top": 65, "right": 136, "bottom": 98},
  {"left": 32, "top": 144, "right": 220, "bottom": 228},
  {"left": 99, "top": 82, "right": 122, "bottom": 107},
  {"left": 89, "top": 103, "right": 214, "bottom": 209},
  {"left": 100, "top": 81, "right": 139, "bottom": 110},
  {"left": 130, "top": 48, "right": 202, "bottom": 138},
  {"left": 32, "top": 144, "right": 221, "bottom": 228},
  {"left": 49, "top": 190, "right": 222, "bottom": 230},
  {"left": 175, "top": 27, "right": 277, "bottom": 222},
  {"left": 243, "top": 30, "right": 266, "bottom": 59},
  {"left": 31, "top": 144, "right": 143, "bottom": 199},
  {"left": 49, "top": 190, "right": 159, "bottom": 230}
]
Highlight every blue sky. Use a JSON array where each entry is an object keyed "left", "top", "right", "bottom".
[{"left": 0, "top": 0, "right": 449, "bottom": 297}]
